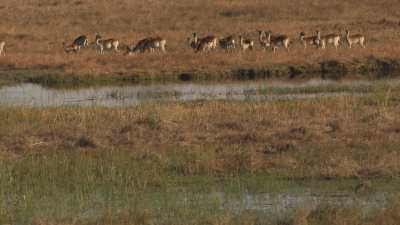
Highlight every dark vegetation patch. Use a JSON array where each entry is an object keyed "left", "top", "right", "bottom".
[
  {"left": 75, "top": 136, "right": 96, "bottom": 148},
  {"left": 262, "top": 143, "right": 296, "bottom": 154},
  {"left": 1, "top": 56, "right": 400, "bottom": 87}
]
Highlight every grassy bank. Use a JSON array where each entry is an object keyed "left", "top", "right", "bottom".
[
  {"left": 1, "top": 56, "right": 400, "bottom": 87},
  {"left": 1, "top": 0, "right": 400, "bottom": 85}
]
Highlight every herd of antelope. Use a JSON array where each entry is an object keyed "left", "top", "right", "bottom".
[
  {"left": 0, "top": 29, "right": 366, "bottom": 57},
  {"left": 62, "top": 34, "right": 167, "bottom": 55},
  {"left": 185, "top": 30, "right": 365, "bottom": 53}
]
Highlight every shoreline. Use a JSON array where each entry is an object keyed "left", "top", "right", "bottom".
[{"left": 0, "top": 56, "right": 399, "bottom": 87}]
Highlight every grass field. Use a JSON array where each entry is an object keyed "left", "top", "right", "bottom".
[
  {"left": 0, "top": 0, "right": 400, "bottom": 83},
  {"left": 2, "top": 1, "right": 400, "bottom": 224},
  {"left": 2, "top": 87, "right": 400, "bottom": 224}
]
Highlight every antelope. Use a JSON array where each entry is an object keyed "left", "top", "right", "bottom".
[
  {"left": 196, "top": 36, "right": 218, "bottom": 52},
  {"left": 196, "top": 35, "right": 218, "bottom": 53},
  {"left": 127, "top": 37, "right": 152, "bottom": 54},
  {"left": 239, "top": 35, "right": 254, "bottom": 51},
  {"left": 188, "top": 32, "right": 199, "bottom": 50},
  {"left": 62, "top": 42, "right": 80, "bottom": 53},
  {"left": 62, "top": 35, "right": 88, "bottom": 53},
  {"left": 146, "top": 37, "right": 167, "bottom": 53},
  {"left": 0, "top": 41, "right": 5, "bottom": 56},
  {"left": 345, "top": 30, "right": 366, "bottom": 48},
  {"left": 219, "top": 35, "right": 236, "bottom": 51},
  {"left": 127, "top": 37, "right": 167, "bottom": 54},
  {"left": 319, "top": 32, "right": 341, "bottom": 50},
  {"left": 266, "top": 32, "right": 290, "bottom": 52},
  {"left": 73, "top": 35, "right": 89, "bottom": 50},
  {"left": 258, "top": 30, "right": 270, "bottom": 50},
  {"left": 95, "top": 34, "right": 119, "bottom": 54},
  {"left": 299, "top": 31, "right": 321, "bottom": 49},
  {"left": 189, "top": 33, "right": 217, "bottom": 53}
]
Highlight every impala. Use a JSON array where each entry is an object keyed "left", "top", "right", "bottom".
[
  {"left": 73, "top": 35, "right": 88, "bottom": 50},
  {"left": 219, "top": 35, "right": 236, "bottom": 51},
  {"left": 127, "top": 36, "right": 167, "bottom": 54},
  {"left": 146, "top": 37, "right": 167, "bottom": 52},
  {"left": 239, "top": 35, "right": 254, "bottom": 51},
  {"left": 258, "top": 30, "right": 270, "bottom": 50},
  {"left": 299, "top": 31, "right": 321, "bottom": 49},
  {"left": 189, "top": 33, "right": 217, "bottom": 52},
  {"left": 319, "top": 32, "right": 341, "bottom": 50},
  {"left": 62, "top": 42, "right": 80, "bottom": 53},
  {"left": 345, "top": 30, "right": 366, "bottom": 48},
  {"left": 63, "top": 35, "right": 88, "bottom": 53},
  {"left": 266, "top": 31, "right": 290, "bottom": 52},
  {"left": 0, "top": 41, "right": 5, "bottom": 55},
  {"left": 95, "top": 34, "right": 119, "bottom": 54}
]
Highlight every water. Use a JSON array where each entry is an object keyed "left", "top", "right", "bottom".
[
  {"left": 6, "top": 180, "right": 393, "bottom": 224},
  {"left": 31, "top": 183, "right": 393, "bottom": 224},
  {"left": 0, "top": 79, "right": 392, "bottom": 107},
  {"left": 221, "top": 191, "right": 388, "bottom": 216}
]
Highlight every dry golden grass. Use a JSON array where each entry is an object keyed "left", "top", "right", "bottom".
[
  {"left": 0, "top": 0, "right": 400, "bottom": 77},
  {"left": 1, "top": 89, "right": 400, "bottom": 177}
]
